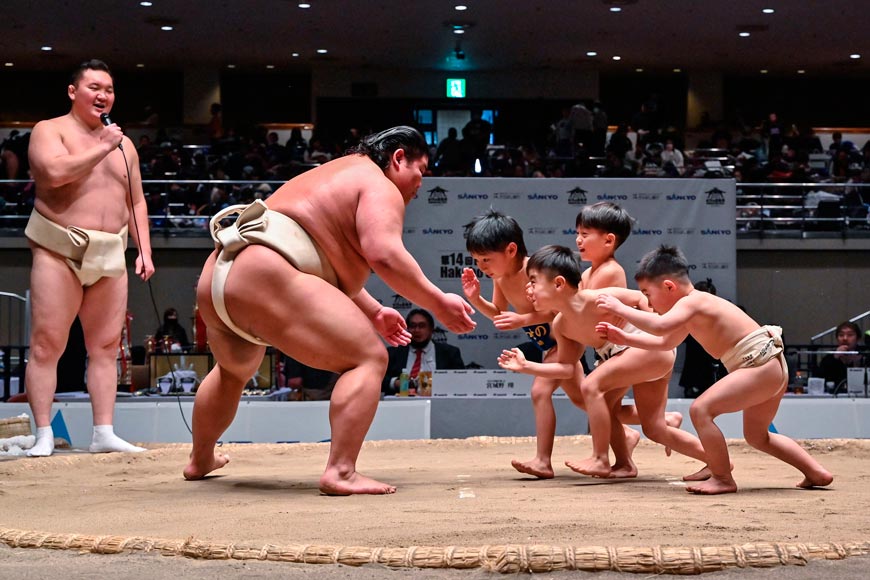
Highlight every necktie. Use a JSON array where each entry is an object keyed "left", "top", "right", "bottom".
[{"left": 410, "top": 348, "right": 423, "bottom": 379}]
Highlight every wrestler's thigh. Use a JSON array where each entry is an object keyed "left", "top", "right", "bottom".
[
  {"left": 694, "top": 360, "right": 784, "bottom": 417},
  {"left": 589, "top": 348, "right": 674, "bottom": 391},
  {"left": 78, "top": 272, "right": 129, "bottom": 349},
  {"left": 28, "top": 247, "right": 83, "bottom": 344},
  {"left": 631, "top": 376, "right": 670, "bottom": 421},
  {"left": 222, "top": 246, "right": 383, "bottom": 372}
]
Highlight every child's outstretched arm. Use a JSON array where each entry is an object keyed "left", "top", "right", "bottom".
[
  {"left": 595, "top": 321, "right": 686, "bottom": 350},
  {"left": 498, "top": 348, "right": 577, "bottom": 379},
  {"left": 498, "top": 320, "right": 581, "bottom": 379},
  {"left": 596, "top": 291, "right": 694, "bottom": 336},
  {"left": 493, "top": 309, "right": 554, "bottom": 330},
  {"left": 461, "top": 267, "right": 502, "bottom": 320}
]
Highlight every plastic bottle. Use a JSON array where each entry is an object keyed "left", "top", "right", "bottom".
[{"left": 399, "top": 369, "right": 409, "bottom": 396}]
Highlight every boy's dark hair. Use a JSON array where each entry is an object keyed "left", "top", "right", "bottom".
[
  {"left": 575, "top": 202, "right": 634, "bottom": 248},
  {"left": 71, "top": 59, "right": 112, "bottom": 86},
  {"left": 635, "top": 245, "right": 692, "bottom": 282},
  {"left": 346, "top": 125, "right": 428, "bottom": 170},
  {"left": 527, "top": 245, "right": 582, "bottom": 288},
  {"left": 463, "top": 209, "right": 528, "bottom": 257}
]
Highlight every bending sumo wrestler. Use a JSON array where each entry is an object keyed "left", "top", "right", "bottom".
[{"left": 185, "top": 126, "right": 476, "bottom": 495}]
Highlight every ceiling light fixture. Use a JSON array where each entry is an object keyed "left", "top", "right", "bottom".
[
  {"left": 762, "top": 8, "right": 775, "bottom": 14},
  {"left": 298, "top": 3, "right": 311, "bottom": 8},
  {"left": 612, "top": 55, "right": 621, "bottom": 61},
  {"left": 673, "top": 68, "right": 682, "bottom": 73},
  {"left": 140, "top": 1, "right": 153, "bottom": 6},
  {"left": 635, "top": 67, "right": 643, "bottom": 72},
  {"left": 610, "top": 7, "right": 622, "bottom": 12},
  {"left": 760, "top": 69, "right": 768, "bottom": 74},
  {"left": 40, "top": 46, "right": 53, "bottom": 51},
  {"left": 160, "top": 25, "right": 173, "bottom": 31},
  {"left": 4, "top": 62, "right": 14, "bottom": 67},
  {"left": 136, "top": 63, "right": 145, "bottom": 68},
  {"left": 739, "top": 32, "right": 750, "bottom": 38},
  {"left": 266, "top": 64, "right": 275, "bottom": 69},
  {"left": 454, "top": 4, "right": 468, "bottom": 10},
  {"left": 849, "top": 53, "right": 861, "bottom": 59},
  {"left": 586, "top": 51, "right": 598, "bottom": 57},
  {"left": 291, "top": 52, "right": 300, "bottom": 57},
  {"left": 227, "top": 64, "right": 236, "bottom": 69},
  {"left": 316, "top": 49, "right": 328, "bottom": 54}
]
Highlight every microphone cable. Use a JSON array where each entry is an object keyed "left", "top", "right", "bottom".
[{"left": 112, "top": 124, "right": 193, "bottom": 435}]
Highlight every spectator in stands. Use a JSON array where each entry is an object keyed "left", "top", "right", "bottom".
[
  {"left": 264, "top": 131, "right": 287, "bottom": 167},
  {"left": 304, "top": 138, "right": 332, "bottom": 164},
  {"left": 208, "top": 102, "right": 224, "bottom": 141},
  {"left": 569, "top": 100, "right": 594, "bottom": 152},
  {"left": 550, "top": 108, "right": 574, "bottom": 158},
  {"left": 434, "top": 127, "right": 464, "bottom": 175},
  {"left": 0, "top": 130, "right": 30, "bottom": 181},
  {"left": 154, "top": 307, "right": 190, "bottom": 351},
  {"left": 606, "top": 124, "right": 633, "bottom": 160},
  {"left": 761, "top": 112, "right": 785, "bottom": 159},
  {"left": 601, "top": 151, "right": 635, "bottom": 178},
  {"left": 625, "top": 140, "right": 648, "bottom": 175},
  {"left": 660, "top": 139, "right": 685, "bottom": 176},
  {"left": 827, "top": 131, "right": 844, "bottom": 155},
  {"left": 341, "top": 127, "right": 362, "bottom": 152},
  {"left": 382, "top": 308, "right": 465, "bottom": 395},
  {"left": 818, "top": 321, "right": 863, "bottom": 392},
  {"left": 630, "top": 101, "right": 658, "bottom": 144},
  {"left": 591, "top": 101, "right": 609, "bottom": 157},
  {"left": 286, "top": 128, "right": 308, "bottom": 163},
  {"left": 462, "top": 110, "right": 493, "bottom": 173}
]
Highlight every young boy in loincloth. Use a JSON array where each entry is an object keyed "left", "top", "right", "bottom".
[
  {"left": 595, "top": 245, "right": 833, "bottom": 494},
  {"left": 497, "top": 245, "right": 709, "bottom": 479},
  {"left": 576, "top": 202, "right": 682, "bottom": 464},
  {"left": 463, "top": 210, "right": 637, "bottom": 478}
]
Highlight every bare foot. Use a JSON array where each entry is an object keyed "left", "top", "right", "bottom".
[
  {"left": 683, "top": 465, "right": 712, "bottom": 481},
  {"left": 511, "top": 458, "right": 555, "bottom": 479},
  {"left": 609, "top": 458, "right": 638, "bottom": 479},
  {"left": 663, "top": 411, "right": 683, "bottom": 457},
  {"left": 797, "top": 469, "right": 834, "bottom": 489},
  {"left": 565, "top": 456, "right": 612, "bottom": 478},
  {"left": 623, "top": 426, "right": 640, "bottom": 457},
  {"left": 686, "top": 475, "right": 738, "bottom": 495},
  {"left": 183, "top": 451, "right": 230, "bottom": 480},
  {"left": 683, "top": 461, "right": 734, "bottom": 482},
  {"left": 319, "top": 470, "right": 396, "bottom": 495}
]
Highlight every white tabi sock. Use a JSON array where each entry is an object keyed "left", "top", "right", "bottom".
[
  {"left": 89, "top": 424, "right": 146, "bottom": 453},
  {"left": 27, "top": 426, "right": 55, "bottom": 457}
]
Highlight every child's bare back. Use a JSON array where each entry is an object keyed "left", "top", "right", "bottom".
[{"left": 677, "top": 292, "right": 762, "bottom": 359}]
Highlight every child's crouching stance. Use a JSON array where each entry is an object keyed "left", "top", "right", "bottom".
[{"left": 596, "top": 245, "right": 834, "bottom": 494}]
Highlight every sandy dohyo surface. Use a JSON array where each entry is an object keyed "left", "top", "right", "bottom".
[{"left": 1, "top": 436, "right": 866, "bottom": 553}]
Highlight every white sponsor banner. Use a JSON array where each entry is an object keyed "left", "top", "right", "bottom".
[{"left": 365, "top": 178, "right": 736, "bottom": 368}]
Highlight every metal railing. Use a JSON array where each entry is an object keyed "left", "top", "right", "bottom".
[
  {"left": 4, "top": 178, "right": 870, "bottom": 237},
  {"left": 736, "top": 182, "right": 870, "bottom": 238}
]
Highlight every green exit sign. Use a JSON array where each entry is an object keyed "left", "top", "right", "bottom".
[{"left": 446, "top": 78, "right": 466, "bottom": 98}]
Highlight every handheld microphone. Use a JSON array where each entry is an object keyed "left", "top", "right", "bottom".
[{"left": 99, "top": 113, "right": 123, "bottom": 150}]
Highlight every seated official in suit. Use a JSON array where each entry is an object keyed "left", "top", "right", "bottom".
[{"left": 382, "top": 308, "right": 465, "bottom": 395}]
